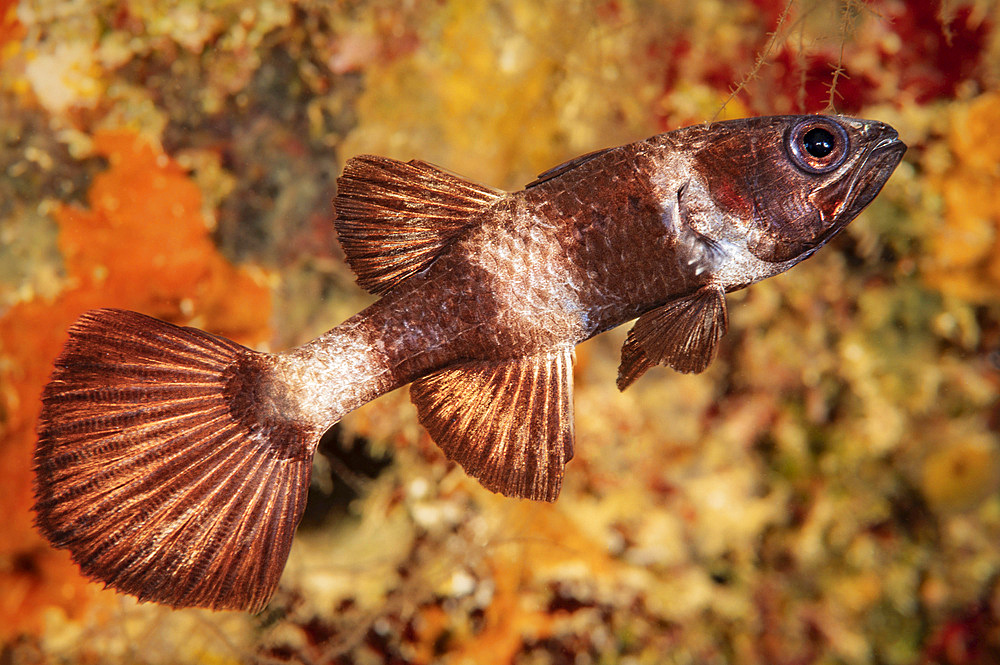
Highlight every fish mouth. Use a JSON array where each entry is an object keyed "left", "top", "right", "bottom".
[
  {"left": 838, "top": 125, "right": 907, "bottom": 217},
  {"left": 872, "top": 132, "right": 906, "bottom": 153},
  {"left": 805, "top": 124, "right": 907, "bottom": 252}
]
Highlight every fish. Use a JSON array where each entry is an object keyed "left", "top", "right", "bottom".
[{"left": 32, "top": 114, "right": 906, "bottom": 612}]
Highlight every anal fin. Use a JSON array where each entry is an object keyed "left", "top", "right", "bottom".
[
  {"left": 617, "top": 285, "right": 728, "bottom": 389},
  {"left": 334, "top": 156, "right": 504, "bottom": 295},
  {"left": 410, "top": 347, "right": 575, "bottom": 502}
]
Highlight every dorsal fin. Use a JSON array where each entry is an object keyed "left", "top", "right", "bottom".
[
  {"left": 525, "top": 147, "right": 613, "bottom": 188},
  {"left": 617, "top": 285, "right": 728, "bottom": 389},
  {"left": 409, "top": 347, "right": 575, "bottom": 502},
  {"left": 333, "top": 155, "right": 504, "bottom": 295}
]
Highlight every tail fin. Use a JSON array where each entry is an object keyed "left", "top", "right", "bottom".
[{"left": 33, "top": 309, "right": 317, "bottom": 612}]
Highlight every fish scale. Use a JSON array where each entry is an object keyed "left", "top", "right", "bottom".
[{"left": 32, "top": 114, "right": 905, "bottom": 612}]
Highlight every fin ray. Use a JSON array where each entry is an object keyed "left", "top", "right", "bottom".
[
  {"left": 525, "top": 147, "right": 615, "bottom": 188},
  {"left": 616, "top": 335, "right": 657, "bottom": 391},
  {"left": 34, "top": 309, "right": 317, "bottom": 611},
  {"left": 410, "top": 347, "right": 575, "bottom": 502},
  {"left": 617, "top": 285, "right": 728, "bottom": 387},
  {"left": 334, "top": 155, "right": 504, "bottom": 295}
]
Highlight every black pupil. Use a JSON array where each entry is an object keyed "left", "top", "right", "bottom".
[{"left": 802, "top": 127, "right": 836, "bottom": 158}]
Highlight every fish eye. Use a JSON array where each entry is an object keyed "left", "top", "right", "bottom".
[
  {"left": 803, "top": 128, "right": 835, "bottom": 157},
  {"left": 786, "top": 118, "right": 849, "bottom": 174}
]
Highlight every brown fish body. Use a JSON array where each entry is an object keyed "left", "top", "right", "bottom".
[
  {"left": 279, "top": 115, "right": 903, "bottom": 424},
  {"left": 32, "top": 115, "right": 905, "bottom": 612}
]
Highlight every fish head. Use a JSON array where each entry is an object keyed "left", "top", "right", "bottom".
[{"left": 690, "top": 115, "right": 907, "bottom": 264}]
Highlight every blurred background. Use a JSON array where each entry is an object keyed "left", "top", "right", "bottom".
[{"left": 1, "top": 0, "right": 999, "bottom": 663}]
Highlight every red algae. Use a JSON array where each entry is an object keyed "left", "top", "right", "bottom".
[
  {"left": 0, "top": 129, "right": 272, "bottom": 640},
  {"left": 887, "top": 2, "right": 992, "bottom": 104}
]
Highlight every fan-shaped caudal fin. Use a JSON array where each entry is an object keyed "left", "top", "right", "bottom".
[
  {"left": 410, "top": 347, "right": 575, "bottom": 502},
  {"left": 33, "top": 309, "right": 317, "bottom": 612}
]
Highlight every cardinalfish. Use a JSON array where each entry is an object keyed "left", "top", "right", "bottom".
[{"left": 33, "top": 115, "right": 905, "bottom": 611}]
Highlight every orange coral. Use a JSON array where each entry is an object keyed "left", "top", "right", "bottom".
[
  {"left": 923, "top": 92, "right": 1000, "bottom": 303},
  {"left": 441, "top": 502, "right": 616, "bottom": 663},
  {"left": 0, "top": 129, "right": 272, "bottom": 640},
  {"left": 0, "top": 0, "right": 22, "bottom": 58}
]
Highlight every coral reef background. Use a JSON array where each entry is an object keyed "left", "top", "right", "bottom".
[{"left": 1, "top": 0, "right": 999, "bottom": 663}]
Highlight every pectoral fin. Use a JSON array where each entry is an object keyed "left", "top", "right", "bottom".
[
  {"left": 410, "top": 347, "right": 575, "bottom": 502},
  {"left": 617, "top": 285, "right": 728, "bottom": 390}
]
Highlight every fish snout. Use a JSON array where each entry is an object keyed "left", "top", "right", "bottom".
[{"left": 867, "top": 121, "right": 907, "bottom": 158}]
